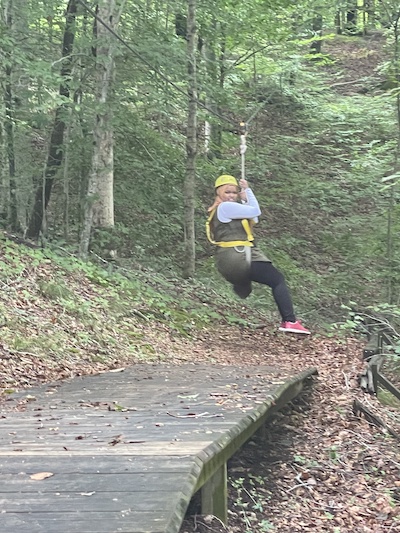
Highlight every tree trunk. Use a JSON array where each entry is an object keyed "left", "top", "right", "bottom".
[
  {"left": 310, "top": 13, "right": 323, "bottom": 55},
  {"left": 1, "top": 0, "right": 19, "bottom": 231},
  {"left": 335, "top": 10, "right": 342, "bottom": 34},
  {"left": 215, "top": 32, "right": 227, "bottom": 151},
  {"left": 79, "top": 0, "right": 126, "bottom": 258},
  {"left": 4, "top": 62, "right": 18, "bottom": 231},
  {"left": 346, "top": 3, "right": 358, "bottom": 34},
  {"left": 182, "top": 0, "right": 198, "bottom": 278},
  {"left": 26, "top": 0, "right": 77, "bottom": 239},
  {"left": 364, "top": 0, "right": 376, "bottom": 30},
  {"left": 0, "top": 121, "right": 6, "bottom": 226},
  {"left": 202, "top": 23, "right": 223, "bottom": 159},
  {"left": 386, "top": 11, "right": 400, "bottom": 303}
]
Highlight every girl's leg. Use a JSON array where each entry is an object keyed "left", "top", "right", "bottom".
[{"left": 250, "top": 261, "right": 296, "bottom": 322}]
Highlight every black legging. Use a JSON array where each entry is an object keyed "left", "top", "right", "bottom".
[{"left": 250, "top": 261, "right": 296, "bottom": 322}]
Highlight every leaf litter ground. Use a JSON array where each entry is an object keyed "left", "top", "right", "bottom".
[
  {"left": 178, "top": 326, "right": 400, "bottom": 533},
  {"left": 2, "top": 317, "right": 400, "bottom": 532}
]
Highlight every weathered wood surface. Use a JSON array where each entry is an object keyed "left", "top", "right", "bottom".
[{"left": 0, "top": 363, "right": 316, "bottom": 533}]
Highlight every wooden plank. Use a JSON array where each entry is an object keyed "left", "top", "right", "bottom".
[
  {"left": 0, "top": 431, "right": 218, "bottom": 443},
  {"left": 0, "top": 418, "right": 234, "bottom": 431},
  {"left": 0, "top": 429, "right": 220, "bottom": 441},
  {"left": 0, "top": 412, "right": 272, "bottom": 427},
  {"left": 377, "top": 371, "right": 400, "bottom": 401},
  {"left": 201, "top": 462, "right": 227, "bottom": 522},
  {"left": 0, "top": 416, "right": 247, "bottom": 430},
  {"left": 193, "top": 369, "right": 315, "bottom": 492},
  {"left": 0, "top": 510, "right": 176, "bottom": 533},
  {"left": 0, "top": 455, "right": 202, "bottom": 474},
  {"left": 4, "top": 365, "right": 286, "bottom": 403},
  {"left": 0, "top": 472, "right": 195, "bottom": 492},
  {"left": 0, "top": 491, "right": 181, "bottom": 511},
  {"left": 0, "top": 441, "right": 212, "bottom": 455},
  {"left": 4, "top": 396, "right": 274, "bottom": 410},
  {"left": 0, "top": 431, "right": 240, "bottom": 446}
]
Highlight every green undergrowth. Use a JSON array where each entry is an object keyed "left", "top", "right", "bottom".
[
  {"left": 378, "top": 389, "right": 400, "bottom": 409},
  {"left": 0, "top": 237, "right": 267, "bottom": 375}
]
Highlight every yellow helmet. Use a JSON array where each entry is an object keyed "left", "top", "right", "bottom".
[{"left": 214, "top": 174, "right": 238, "bottom": 189}]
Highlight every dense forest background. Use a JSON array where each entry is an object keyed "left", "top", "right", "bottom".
[{"left": 2, "top": 0, "right": 400, "bottom": 329}]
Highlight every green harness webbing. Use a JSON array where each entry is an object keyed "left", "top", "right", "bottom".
[{"left": 206, "top": 209, "right": 254, "bottom": 248}]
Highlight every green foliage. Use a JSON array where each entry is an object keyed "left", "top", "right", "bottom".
[
  {"left": 38, "top": 280, "right": 74, "bottom": 301},
  {"left": 3, "top": 0, "right": 400, "bottom": 327},
  {"left": 378, "top": 387, "right": 400, "bottom": 409},
  {"left": 230, "top": 475, "right": 275, "bottom": 532},
  {"left": 113, "top": 116, "right": 186, "bottom": 262}
]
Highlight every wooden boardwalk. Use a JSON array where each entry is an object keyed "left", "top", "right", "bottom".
[{"left": 0, "top": 363, "right": 317, "bottom": 533}]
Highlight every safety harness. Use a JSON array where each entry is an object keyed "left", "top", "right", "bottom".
[{"left": 206, "top": 209, "right": 255, "bottom": 248}]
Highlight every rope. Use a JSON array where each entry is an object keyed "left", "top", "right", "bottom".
[
  {"left": 238, "top": 101, "right": 268, "bottom": 180},
  {"left": 239, "top": 122, "right": 247, "bottom": 180}
]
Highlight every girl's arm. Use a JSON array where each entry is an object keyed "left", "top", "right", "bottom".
[{"left": 217, "top": 188, "right": 261, "bottom": 222}]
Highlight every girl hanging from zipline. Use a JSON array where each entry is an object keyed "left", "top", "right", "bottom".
[{"left": 206, "top": 174, "right": 310, "bottom": 335}]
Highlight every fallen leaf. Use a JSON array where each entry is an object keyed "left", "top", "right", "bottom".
[{"left": 30, "top": 472, "right": 54, "bottom": 481}]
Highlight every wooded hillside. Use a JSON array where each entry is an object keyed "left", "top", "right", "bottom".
[{"left": 2, "top": 1, "right": 400, "bottom": 326}]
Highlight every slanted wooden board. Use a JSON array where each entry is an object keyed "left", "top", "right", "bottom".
[{"left": 0, "top": 363, "right": 317, "bottom": 532}]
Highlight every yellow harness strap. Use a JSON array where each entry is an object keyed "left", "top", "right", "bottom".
[{"left": 206, "top": 209, "right": 254, "bottom": 248}]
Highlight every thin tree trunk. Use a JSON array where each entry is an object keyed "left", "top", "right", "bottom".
[
  {"left": 310, "top": 13, "right": 323, "bottom": 55},
  {"left": 346, "top": 4, "right": 358, "bottom": 34},
  {"left": 79, "top": 0, "right": 126, "bottom": 258},
  {"left": 27, "top": 0, "right": 77, "bottom": 239},
  {"left": 62, "top": 106, "right": 73, "bottom": 240},
  {"left": 216, "top": 31, "right": 227, "bottom": 144},
  {"left": 4, "top": 66, "right": 18, "bottom": 231},
  {"left": 202, "top": 24, "right": 223, "bottom": 159},
  {"left": 386, "top": 11, "right": 400, "bottom": 303},
  {"left": 0, "top": 121, "right": 7, "bottom": 225},
  {"left": 2, "top": 0, "right": 19, "bottom": 231},
  {"left": 183, "top": 0, "right": 197, "bottom": 278}
]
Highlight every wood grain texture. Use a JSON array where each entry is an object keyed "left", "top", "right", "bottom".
[{"left": 0, "top": 363, "right": 316, "bottom": 532}]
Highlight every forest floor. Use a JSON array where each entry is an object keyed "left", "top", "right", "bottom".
[{"left": 178, "top": 327, "right": 400, "bottom": 533}]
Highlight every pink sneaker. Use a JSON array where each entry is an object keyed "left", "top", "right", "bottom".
[{"left": 279, "top": 320, "right": 311, "bottom": 335}]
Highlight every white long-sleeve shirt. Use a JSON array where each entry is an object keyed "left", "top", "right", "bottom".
[{"left": 216, "top": 188, "right": 261, "bottom": 223}]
